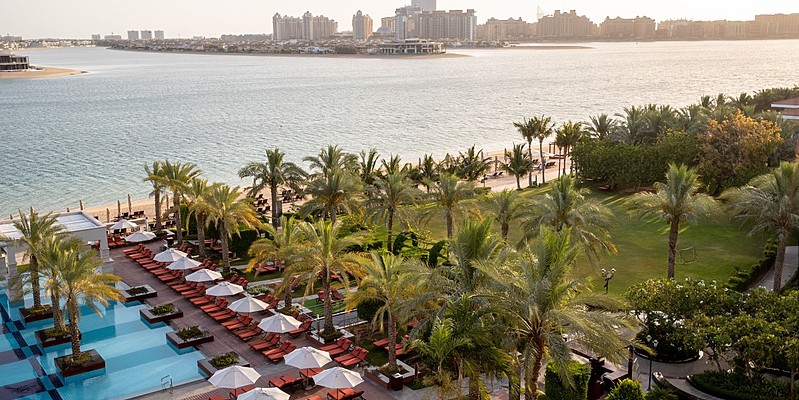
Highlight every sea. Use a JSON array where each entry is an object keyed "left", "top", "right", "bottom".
[{"left": 1, "top": 40, "right": 799, "bottom": 216}]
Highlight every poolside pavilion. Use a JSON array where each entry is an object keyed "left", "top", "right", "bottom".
[{"left": 0, "top": 211, "right": 111, "bottom": 302}]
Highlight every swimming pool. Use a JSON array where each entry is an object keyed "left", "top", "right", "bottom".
[{"left": 0, "top": 288, "right": 205, "bottom": 400}]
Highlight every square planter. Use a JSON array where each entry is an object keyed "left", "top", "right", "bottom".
[
  {"left": 35, "top": 328, "right": 80, "bottom": 349},
  {"left": 364, "top": 360, "right": 416, "bottom": 391},
  {"left": 54, "top": 349, "right": 106, "bottom": 378},
  {"left": 122, "top": 285, "right": 157, "bottom": 303},
  {"left": 140, "top": 305, "right": 183, "bottom": 324},
  {"left": 19, "top": 306, "right": 53, "bottom": 325},
  {"left": 166, "top": 329, "right": 214, "bottom": 349},
  {"left": 197, "top": 352, "right": 250, "bottom": 377}
]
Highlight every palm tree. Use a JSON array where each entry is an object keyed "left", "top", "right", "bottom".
[
  {"left": 358, "top": 149, "right": 381, "bottom": 186},
  {"left": 554, "top": 125, "right": 568, "bottom": 178},
  {"left": 417, "top": 154, "right": 439, "bottom": 192},
  {"left": 446, "top": 218, "right": 506, "bottom": 294},
  {"left": 291, "top": 220, "right": 366, "bottom": 334},
  {"left": 629, "top": 164, "right": 718, "bottom": 279},
  {"left": 676, "top": 104, "right": 708, "bottom": 135},
  {"left": 457, "top": 146, "right": 492, "bottom": 182},
  {"left": 613, "top": 106, "right": 650, "bottom": 144},
  {"left": 143, "top": 161, "right": 167, "bottom": 230},
  {"left": 247, "top": 216, "right": 307, "bottom": 311},
  {"left": 532, "top": 116, "right": 555, "bottom": 184},
  {"left": 238, "top": 148, "right": 307, "bottom": 228},
  {"left": 586, "top": 113, "right": 618, "bottom": 140},
  {"left": 59, "top": 241, "right": 122, "bottom": 359},
  {"left": 7, "top": 209, "right": 64, "bottom": 310},
  {"left": 346, "top": 252, "right": 426, "bottom": 371},
  {"left": 483, "top": 189, "right": 526, "bottom": 242},
  {"left": 301, "top": 168, "right": 363, "bottom": 224},
  {"left": 34, "top": 235, "right": 75, "bottom": 333},
  {"left": 520, "top": 175, "right": 616, "bottom": 258},
  {"left": 162, "top": 160, "right": 202, "bottom": 244},
  {"left": 501, "top": 144, "right": 533, "bottom": 190},
  {"left": 304, "top": 145, "right": 358, "bottom": 174},
  {"left": 411, "top": 318, "right": 469, "bottom": 400},
  {"left": 204, "top": 184, "right": 260, "bottom": 274},
  {"left": 364, "top": 173, "right": 420, "bottom": 253},
  {"left": 479, "top": 227, "right": 632, "bottom": 400},
  {"left": 382, "top": 154, "right": 406, "bottom": 176},
  {"left": 724, "top": 162, "right": 799, "bottom": 291},
  {"left": 185, "top": 178, "right": 215, "bottom": 259},
  {"left": 557, "top": 121, "right": 585, "bottom": 175},
  {"left": 427, "top": 173, "right": 477, "bottom": 238},
  {"left": 515, "top": 117, "right": 553, "bottom": 187}
]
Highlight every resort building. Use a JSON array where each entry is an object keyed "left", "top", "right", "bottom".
[
  {"left": 104, "top": 34, "right": 122, "bottom": 40},
  {"left": 416, "top": 9, "right": 478, "bottom": 40},
  {"left": 380, "top": 16, "right": 396, "bottom": 34},
  {"left": 0, "top": 52, "right": 29, "bottom": 71},
  {"left": 378, "top": 38, "right": 445, "bottom": 55},
  {"left": 155, "top": 30, "right": 165, "bottom": 40},
  {"left": 91, "top": 34, "right": 101, "bottom": 41},
  {"left": 656, "top": 19, "right": 759, "bottom": 39},
  {"left": 394, "top": 5, "right": 422, "bottom": 40},
  {"left": 352, "top": 10, "right": 374, "bottom": 40},
  {"left": 772, "top": 97, "right": 799, "bottom": 120},
  {"left": 273, "top": 12, "right": 338, "bottom": 41},
  {"left": 755, "top": 13, "right": 799, "bottom": 37},
  {"left": 140, "top": 30, "right": 153, "bottom": 40},
  {"left": 600, "top": 16, "right": 656, "bottom": 39},
  {"left": 478, "top": 17, "right": 537, "bottom": 40},
  {"left": 273, "top": 14, "right": 303, "bottom": 40},
  {"left": 127, "top": 30, "right": 139, "bottom": 40},
  {"left": 412, "top": 0, "right": 436, "bottom": 12},
  {"left": 537, "top": 10, "right": 596, "bottom": 38}
]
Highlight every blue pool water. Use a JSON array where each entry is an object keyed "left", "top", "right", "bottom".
[{"left": 0, "top": 288, "right": 205, "bottom": 400}]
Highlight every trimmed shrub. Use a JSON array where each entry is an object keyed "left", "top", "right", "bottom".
[
  {"left": 356, "top": 299, "right": 383, "bottom": 323},
  {"left": 689, "top": 370, "right": 792, "bottom": 400},
  {"left": 606, "top": 379, "right": 644, "bottom": 400},
  {"left": 543, "top": 361, "right": 590, "bottom": 400},
  {"left": 727, "top": 240, "right": 778, "bottom": 291},
  {"left": 644, "top": 386, "right": 678, "bottom": 400},
  {"left": 229, "top": 228, "right": 259, "bottom": 258}
]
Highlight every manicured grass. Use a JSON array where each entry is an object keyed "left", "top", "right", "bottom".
[{"left": 301, "top": 298, "right": 347, "bottom": 317}]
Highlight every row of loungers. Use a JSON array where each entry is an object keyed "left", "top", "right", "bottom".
[{"left": 200, "top": 387, "right": 364, "bottom": 400}]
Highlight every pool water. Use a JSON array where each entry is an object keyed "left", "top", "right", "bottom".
[{"left": 0, "top": 288, "right": 205, "bottom": 400}]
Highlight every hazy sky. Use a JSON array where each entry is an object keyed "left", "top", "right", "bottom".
[{"left": 5, "top": 0, "right": 799, "bottom": 39}]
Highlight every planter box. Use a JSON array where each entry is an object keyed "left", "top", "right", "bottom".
[
  {"left": 197, "top": 352, "right": 250, "bottom": 377},
  {"left": 364, "top": 360, "right": 416, "bottom": 391},
  {"left": 140, "top": 305, "right": 183, "bottom": 324},
  {"left": 20, "top": 306, "right": 53, "bottom": 324},
  {"left": 122, "top": 285, "right": 157, "bottom": 303},
  {"left": 54, "top": 349, "right": 106, "bottom": 378},
  {"left": 35, "top": 328, "right": 80, "bottom": 349},
  {"left": 166, "top": 330, "right": 214, "bottom": 349}
]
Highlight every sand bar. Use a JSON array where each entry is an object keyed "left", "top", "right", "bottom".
[{"left": 0, "top": 66, "right": 87, "bottom": 80}]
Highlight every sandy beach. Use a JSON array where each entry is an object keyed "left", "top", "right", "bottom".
[{"left": 0, "top": 66, "right": 87, "bottom": 80}]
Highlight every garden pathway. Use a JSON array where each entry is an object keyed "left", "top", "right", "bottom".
[{"left": 752, "top": 246, "right": 798, "bottom": 290}]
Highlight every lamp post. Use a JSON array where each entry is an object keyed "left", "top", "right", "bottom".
[
  {"left": 601, "top": 268, "right": 616, "bottom": 293},
  {"left": 646, "top": 335, "right": 658, "bottom": 390}
]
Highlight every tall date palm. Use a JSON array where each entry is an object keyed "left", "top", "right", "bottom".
[
  {"left": 204, "top": 184, "right": 260, "bottom": 274},
  {"left": 364, "top": 172, "right": 420, "bottom": 252},
  {"left": 162, "top": 160, "right": 202, "bottom": 244},
  {"left": 238, "top": 148, "right": 307, "bottom": 228}
]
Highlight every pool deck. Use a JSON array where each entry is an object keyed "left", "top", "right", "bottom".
[{"left": 113, "top": 243, "right": 403, "bottom": 400}]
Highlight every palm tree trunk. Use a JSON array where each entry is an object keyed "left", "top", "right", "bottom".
[
  {"left": 196, "top": 213, "right": 206, "bottom": 259},
  {"left": 30, "top": 256, "right": 42, "bottom": 308},
  {"left": 330, "top": 206, "right": 337, "bottom": 225},
  {"left": 445, "top": 208, "right": 453, "bottom": 238},
  {"left": 323, "top": 269, "right": 334, "bottom": 334},
  {"left": 221, "top": 224, "right": 231, "bottom": 274},
  {"left": 773, "top": 233, "right": 789, "bottom": 291},
  {"left": 516, "top": 175, "right": 521, "bottom": 190},
  {"left": 502, "top": 223, "right": 509, "bottom": 243},
  {"left": 270, "top": 183, "right": 280, "bottom": 228},
  {"left": 387, "top": 311, "right": 398, "bottom": 370},
  {"left": 538, "top": 140, "right": 546, "bottom": 185},
  {"left": 68, "top": 298, "right": 81, "bottom": 356},
  {"left": 283, "top": 277, "right": 294, "bottom": 312},
  {"left": 468, "top": 374, "right": 481, "bottom": 400},
  {"left": 387, "top": 209, "right": 394, "bottom": 253},
  {"left": 526, "top": 354, "right": 543, "bottom": 400},
  {"left": 509, "top": 359, "right": 522, "bottom": 400},
  {"left": 51, "top": 290, "right": 65, "bottom": 332},
  {"left": 527, "top": 139, "right": 534, "bottom": 187},
  {"left": 667, "top": 220, "right": 680, "bottom": 279},
  {"left": 154, "top": 190, "right": 163, "bottom": 230},
  {"left": 174, "top": 195, "right": 184, "bottom": 244}
]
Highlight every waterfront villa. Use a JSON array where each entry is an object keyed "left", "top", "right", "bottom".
[
  {"left": 0, "top": 51, "right": 30, "bottom": 71},
  {"left": 378, "top": 38, "right": 445, "bottom": 55},
  {"left": 772, "top": 97, "right": 799, "bottom": 120}
]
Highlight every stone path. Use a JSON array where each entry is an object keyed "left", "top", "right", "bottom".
[{"left": 752, "top": 246, "right": 798, "bottom": 291}]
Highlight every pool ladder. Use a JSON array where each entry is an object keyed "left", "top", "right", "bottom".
[{"left": 161, "top": 375, "right": 173, "bottom": 394}]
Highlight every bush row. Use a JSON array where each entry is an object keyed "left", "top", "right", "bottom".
[
  {"left": 689, "top": 370, "right": 795, "bottom": 400},
  {"left": 727, "top": 240, "right": 777, "bottom": 291}
]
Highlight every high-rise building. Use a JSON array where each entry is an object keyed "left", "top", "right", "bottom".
[
  {"left": 352, "top": 11, "right": 374, "bottom": 40},
  {"left": 273, "top": 14, "right": 303, "bottom": 40},
  {"left": 395, "top": 5, "right": 422, "bottom": 40},
  {"left": 411, "top": 0, "right": 436, "bottom": 12},
  {"left": 140, "top": 30, "right": 153, "bottom": 40},
  {"left": 478, "top": 18, "right": 536, "bottom": 40},
  {"left": 600, "top": 16, "right": 656, "bottom": 39},
  {"left": 91, "top": 34, "right": 101, "bottom": 41},
  {"left": 755, "top": 13, "right": 799, "bottom": 37},
  {"left": 127, "top": 30, "right": 139, "bottom": 40},
  {"left": 380, "top": 17, "right": 396, "bottom": 34},
  {"left": 154, "top": 30, "right": 165, "bottom": 40},
  {"left": 273, "top": 12, "right": 337, "bottom": 41},
  {"left": 416, "top": 9, "right": 478, "bottom": 40},
  {"left": 104, "top": 34, "right": 122, "bottom": 40},
  {"left": 537, "top": 10, "right": 595, "bottom": 38}
]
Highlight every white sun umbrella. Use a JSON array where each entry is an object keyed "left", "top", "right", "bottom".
[
  {"left": 185, "top": 268, "right": 223, "bottom": 282},
  {"left": 206, "top": 281, "right": 244, "bottom": 296},
  {"left": 312, "top": 367, "right": 364, "bottom": 389},
  {"left": 237, "top": 387, "right": 290, "bottom": 400},
  {"left": 228, "top": 296, "right": 269, "bottom": 313},
  {"left": 110, "top": 219, "right": 138, "bottom": 231},
  {"left": 153, "top": 248, "right": 188, "bottom": 263},
  {"left": 257, "top": 313, "right": 302, "bottom": 333},
  {"left": 124, "top": 231, "right": 156, "bottom": 243},
  {"left": 208, "top": 365, "right": 261, "bottom": 389},
  {"left": 284, "top": 346, "right": 332, "bottom": 370},
  {"left": 166, "top": 256, "right": 202, "bottom": 271}
]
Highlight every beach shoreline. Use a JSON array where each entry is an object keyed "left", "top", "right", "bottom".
[
  {"left": 0, "top": 66, "right": 87, "bottom": 80},
  {"left": 110, "top": 47, "right": 470, "bottom": 59}
]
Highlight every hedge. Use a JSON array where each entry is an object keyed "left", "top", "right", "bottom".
[
  {"left": 229, "top": 228, "right": 259, "bottom": 258},
  {"left": 689, "top": 370, "right": 793, "bottom": 400},
  {"left": 606, "top": 379, "right": 644, "bottom": 400},
  {"left": 727, "top": 240, "right": 778, "bottom": 291},
  {"left": 543, "top": 361, "right": 590, "bottom": 400}
]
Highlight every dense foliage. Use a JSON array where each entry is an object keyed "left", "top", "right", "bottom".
[
  {"left": 543, "top": 361, "right": 590, "bottom": 400},
  {"left": 605, "top": 379, "right": 645, "bottom": 400}
]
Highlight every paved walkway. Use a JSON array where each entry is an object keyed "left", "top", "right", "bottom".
[{"left": 752, "top": 246, "right": 798, "bottom": 290}]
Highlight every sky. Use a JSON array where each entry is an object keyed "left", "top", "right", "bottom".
[{"left": 4, "top": 0, "right": 799, "bottom": 39}]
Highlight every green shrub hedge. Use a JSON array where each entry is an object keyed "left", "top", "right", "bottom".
[
  {"left": 606, "top": 379, "right": 644, "bottom": 400},
  {"left": 690, "top": 370, "right": 794, "bottom": 400},
  {"left": 229, "top": 228, "right": 259, "bottom": 258},
  {"left": 543, "top": 361, "right": 590, "bottom": 400},
  {"left": 727, "top": 240, "right": 777, "bottom": 291}
]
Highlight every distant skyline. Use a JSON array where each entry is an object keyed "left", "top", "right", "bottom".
[{"left": 5, "top": 0, "right": 799, "bottom": 39}]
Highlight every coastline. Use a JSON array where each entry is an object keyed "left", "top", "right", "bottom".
[
  {"left": 0, "top": 66, "right": 87, "bottom": 80},
  {"left": 110, "top": 47, "right": 470, "bottom": 59}
]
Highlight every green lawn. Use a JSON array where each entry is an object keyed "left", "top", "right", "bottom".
[{"left": 418, "top": 185, "right": 765, "bottom": 296}]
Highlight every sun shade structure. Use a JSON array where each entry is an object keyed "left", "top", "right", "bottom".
[
  {"left": 206, "top": 281, "right": 244, "bottom": 296},
  {"left": 153, "top": 248, "right": 188, "bottom": 263},
  {"left": 166, "top": 256, "right": 202, "bottom": 271},
  {"left": 237, "top": 387, "right": 290, "bottom": 400},
  {"left": 257, "top": 313, "right": 302, "bottom": 333},
  {"left": 124, "top": 231, "right": 156, "bottom": 243},
  {"left": 185, "top": 268, "right": 222, "bottom": 282},
  {"left": 227, "top": 296, "right": 269, "bottom": 313},
  {"left": 284, "top": 347, "right": 332, "bottom": 369},
  {"left": 109, "top": 219, "right": 138, "bottom": 231},
  {"left": 312, "top": 367, "right": 364, "bottom": 389},
  {"left": 208, "top": 366, "right": 261, "bottom": 389}
]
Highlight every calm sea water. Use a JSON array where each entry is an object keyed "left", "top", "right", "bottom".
[{"left": 2, "top": 40, "right": 799, "bottom": 215}]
